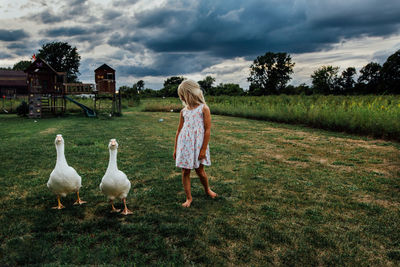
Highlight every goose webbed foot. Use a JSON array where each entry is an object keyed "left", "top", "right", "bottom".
[
  {"left": 120, "top": 198, "right": 133, "bottom": 215},
  {"left": 73, "top": 191, "right": 87, "bottom": 205},
  {"left": 110, "top": 200, "right": 121, "bottom": 213},
  {"left": 52, "top": 195, "right": 65, "bottom": 209}
]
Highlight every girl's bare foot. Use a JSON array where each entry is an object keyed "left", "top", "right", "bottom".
[
  {"left": 206, "top": 189, "right": 217, "bottom": 198},
  {"left": 182, "top": 199, "right": 192, "bottom": 207}
]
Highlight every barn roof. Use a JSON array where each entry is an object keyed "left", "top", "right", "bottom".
[
  {"left": 0, "top": 70, "right": 27, "bottom": 87},
  {"left": 95, "top": 64, "right": 115, "bottom": 72}
]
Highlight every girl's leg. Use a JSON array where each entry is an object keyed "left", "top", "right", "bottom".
[
  {"left": 195, "top": 164, "right": 217, "bottom": 198},
  {"left": 182, "top": 168, "right": 192, "bottom": 207}
]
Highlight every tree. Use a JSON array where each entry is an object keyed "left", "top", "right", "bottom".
[
  {"left": 132, "top": 80, "right": 144, "bottom": 95},
  {"left": 161, "top": 76, "right": 185, "bottom": 97},
  {"left": 381, "top": 49, "right": 400, "bottom": 94},
  {"left": 209, "top": 83, "right": 244, "bottom": 96},
  {"left": 141, "top": 88, "right": 161, "bottom": 98},
  {"left": 37, "top": 42, "right": 81, "bottom": 82},
  {"left": 311, "top": 66, "right": 340, "bottom": 94},
  {"left": 135, "top": 80, "right": 145, "bottom": 92},
  {"left": 119, "top": 85, "right": 140, "bottom": 106},
  {"left": 12, "top": 60, "right": 31, "bottom": 71},
  {"left": 357, "top": 62, "right": 382, "bottom": 94},
  {"left": 282, "top": 83, "right": 312, "bottom": 95},
  {"left": 337, "top": 67, "right": 356, "bottom": 93},
  {"left": 198, "top": 76, "right": 216, "bottom": 94},
  {"left": 248, "top": 52, "right": 295, "bottom": 95}
]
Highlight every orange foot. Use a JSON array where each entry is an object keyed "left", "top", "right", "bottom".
[
  {"left": 120, "top": 198, "right": 132, "bottom": 215},
  {"left": 121, "top": 208, "right": 133, "bottom": 215},
  {"left": 74, "top": 192, "right": 87, "bottom": 205},
  {"left": 74, "top": 199, "right": 87, "bottom": 205},
  {"left": 111, "top": 208, "right": 121, "bottom": 213},
  {"left": 52, "top": 196, "right": 65, "bottom": 209},
  {"left": 110, "top": 201, "right": 120, "bottom": 213},
  {"left": 52, "top": 204, "right": 65, "bottom": 210}
]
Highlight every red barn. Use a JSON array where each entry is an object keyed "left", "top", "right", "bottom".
[
  {"left": 94, "top": 64, "right": 116, "bottom": 94},
  {"left": 0, "top": 70, "right": 28, "bottom": 96}
]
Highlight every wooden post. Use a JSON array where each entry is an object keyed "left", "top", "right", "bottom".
[
  {"left": 118, "top": 90, "right": 122, "bottom": 115},
  {"left": 112, "top": 92, "right": 116, "bottom": 115}
]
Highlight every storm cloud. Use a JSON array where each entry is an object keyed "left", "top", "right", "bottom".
[
  {"left": 0, "top": 29, "right": 29, "bottom": 42},
  {"left": 125, "top": 0, "right": 400, "bottom": 57},
  {"left": 1, "top": 0, "right": 400, "bottom": 87}
]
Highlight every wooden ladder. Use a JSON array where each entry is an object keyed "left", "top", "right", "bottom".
[{"left": 41, "top": 96, "right": 51, "bottom": 112}]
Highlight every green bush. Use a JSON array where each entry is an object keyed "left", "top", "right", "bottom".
[{"left": 16, "top": 101, "right": 29, "bottom": 117}]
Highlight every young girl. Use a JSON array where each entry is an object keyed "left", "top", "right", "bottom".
[{"left": 174, "top": 79, "right": 217, "bottom": 207}]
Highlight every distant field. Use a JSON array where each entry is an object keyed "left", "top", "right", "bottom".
[
  {"left": 145, "top": 95, "right": 400, "bottom": 141},
  {"left": 0, "top": 107, "right": 399, "bottom": 265},
  {"left": 144, "top": 95, "right": 400, "bottom": 141}
]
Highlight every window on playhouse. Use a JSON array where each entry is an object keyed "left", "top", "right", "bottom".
[{"left": 107, "top": 73, "right": 113, "bottom": 80}]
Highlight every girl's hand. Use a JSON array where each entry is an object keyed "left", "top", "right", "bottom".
[
  {"left": 198, "top": 150, "right": 206, "bottom": 160},
  {"left": 173, "top": 150, "right": 176, "bottom": 160}
]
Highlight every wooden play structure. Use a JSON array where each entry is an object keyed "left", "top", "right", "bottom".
[
  {"left": 93, "top": 64, "right": 121, "bottom": 115},
  {"left": 25, "top": 59, "right": 121, "bottom": 118}
]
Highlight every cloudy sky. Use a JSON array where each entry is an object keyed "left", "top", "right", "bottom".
[{"left": 1, "top": 0, "right": 400, "bottom": 89}]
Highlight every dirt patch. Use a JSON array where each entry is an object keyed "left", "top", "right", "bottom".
[
  {"left": 310, "top": 157, "right": 329, "bottom": 165},
  {"left": 328, "top": 136, "right": 399, "bottom": 152},
  {"left": 40, "top": 127, "right": 57, "bottom": 135},
  {"left": 167, "top": 171, "right": 181, "bottom": 179},
  {"left": 355, "top": 194, "right": 400, "bottom": 209}
]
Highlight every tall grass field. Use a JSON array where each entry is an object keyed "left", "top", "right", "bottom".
[
  {"left": 0, "top": 105, "right": 399, "bottom": 265},
  {"left": 144, "top": 95, "right": 400, "bottom": 141}
]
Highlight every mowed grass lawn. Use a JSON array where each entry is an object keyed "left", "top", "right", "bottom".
[{"left": 0, "top": 108, "right": 399, "bottom": 266}]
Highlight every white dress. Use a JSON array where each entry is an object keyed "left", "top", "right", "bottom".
[{"left": 176, "top": 104, "right": 211, "bottom": 169}]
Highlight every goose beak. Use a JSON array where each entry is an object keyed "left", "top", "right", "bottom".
[
  {"left": 109, "top": 139, "right": 117, "bottom": 149},
  {"left": 55, "top": 135, "right": 63, "bottom": 144}
]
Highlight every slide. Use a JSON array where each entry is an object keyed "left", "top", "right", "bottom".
[{"left": 65, "top": 96, "right": 96, "bottom": 117}]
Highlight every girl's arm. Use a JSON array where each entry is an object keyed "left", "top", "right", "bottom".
[
  {"left": 199, "top": 105, "right": 211, "bottom": 160},
  {"left": 173, "top": 110, "right": 185, "bottom": 159}
]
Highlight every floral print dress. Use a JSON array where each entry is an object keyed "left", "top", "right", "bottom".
[{"left": 176, "top": 104, "right": 211, "bottom": 169}]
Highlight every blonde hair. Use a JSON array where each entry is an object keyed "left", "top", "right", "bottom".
[{"left": 177, "top": 79, "right": 206, "bottom": 108}]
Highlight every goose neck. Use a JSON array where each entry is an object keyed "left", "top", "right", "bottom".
[
  {"left": 55, "top": 144, "right": 68, "bottom": 167},
  {"left": 106, "top": 148, "right": 118, "bottom": 172}
]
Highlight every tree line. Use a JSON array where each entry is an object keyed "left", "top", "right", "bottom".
[
  {"left": 124, "top": 49, "right": 400, "bottom": 97},
  {"left": 247, "top": 50, "right": 400, "bottom": 95},
  {"left": 3, "top": 41, "right": 398, "bottom": 96},
  {"left": 119, "top": 76, "right": 246, "bottom": 99}
]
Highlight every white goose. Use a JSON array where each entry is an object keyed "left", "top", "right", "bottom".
[
  {"left": 47, "top": 134, "right": 86, "bottom": 209},
  {"left": 100, "top": 139, "right": 132, "bottom": 215}
]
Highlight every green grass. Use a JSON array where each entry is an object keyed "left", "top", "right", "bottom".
[
  {"left": 0, "top": 106, "right": 399, "bottom": 266},
  {"left": 144, "top": 95, "right": 400, "bottom": 141}
]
